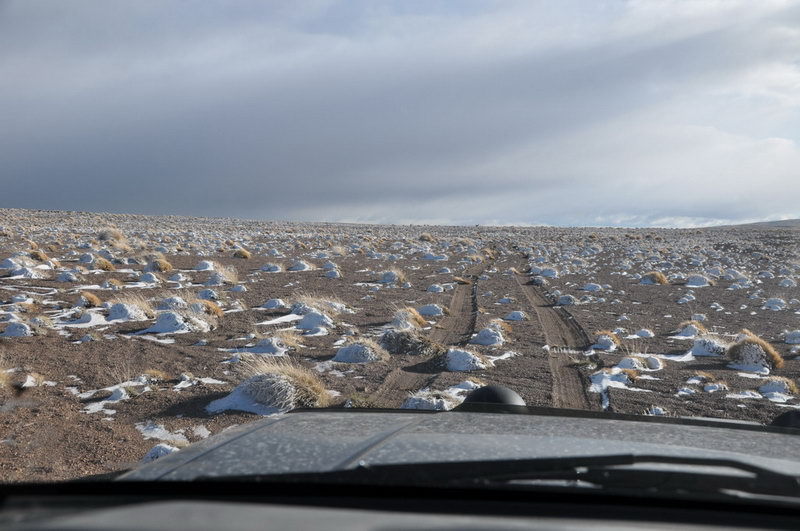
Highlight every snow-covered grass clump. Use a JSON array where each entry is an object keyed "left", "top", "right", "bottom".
[
  {"left": 591, "top": 330, "right": 619, "bottom": 351},
  {"left": 688, "top": 336, "right": 728, "bottom": 357},
  {"left": 261, "top": 263, "right": 282, "bottom": 273},
  {"left": 296, "top": 311, "right": 333, "bottom": 335},
  {"left": 503, "top": 311, "right": 527, "bottom": 321},
  {"left": 763, "top": 298, "right": 787, "bottom": 311},
  {"left": 400, "top": 380, "right": 482, "bottom": 411},
  {"left": 287, "top": 260, "right": 313, "bottom": 271},
  {"left": 139, "top": 311, "right": 211, "bottom": 334},
  {"left": 727, "top": 330, "right": 784, "bottom": 373},
  {"left": 444, "top": 348, "right": 490, "bottom": 371},
  {"left": 261, "top": 298, "right": 287, "bottom": 310},
  {"left": 332, "top": 339, "right": 388, "bottom": 363},
  {"left": 417, "top": 304, "right": 444, "bottom": 317},
  {"left": 380, "top": 328, "right": 444, "bottom": 356},
  {"left": 141, "top": 443, "right": 180, "bottom": 463},
  {"left": 673, "top": 320, "right": 707, "bottom": 338},
  {"left": 390, "top": 307, "right": 427, "bottom": 330},
  {"left": 685, "top": 274, "right": 712, "bottom": 288},
  {"left": 470, "top": 326, "right": 504, "bottom": 346},
  {"left": 0, "top": 322, "right": 33, "bottom": 337},
  {"left": 785, "top": 330, "right": 800, "bottom": 345},
  {"left": 207, "top": 358, "right": 328, "bottom": 415},
  {"left": 556, "top": 294, "right": 577, "bottom": 306},
  {"left": 640, "top": 271, "right": 668, "bottom": 285}
]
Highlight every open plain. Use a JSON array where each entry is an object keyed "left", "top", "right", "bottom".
[{"left": 1, "top": 208, "right": 799, "bottom": 482}]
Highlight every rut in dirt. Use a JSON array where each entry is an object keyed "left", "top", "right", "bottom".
[
  {"left": 514, "top": 271, "right": 599, "bottom": 411},
  {"left": 367, "top": 262, "right": 487, "bottom": 408}
]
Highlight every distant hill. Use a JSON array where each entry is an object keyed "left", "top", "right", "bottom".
[{"left": 708, "top": 219, "right": 800, "bottom": 230}]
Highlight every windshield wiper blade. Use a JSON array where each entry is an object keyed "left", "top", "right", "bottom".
[{"left": 198, "top": 454, "right": 800, "bottom": 499}]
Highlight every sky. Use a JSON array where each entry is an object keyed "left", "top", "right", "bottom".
[{"left": 1, "top": 0, "right": 799, "bottom": 228}]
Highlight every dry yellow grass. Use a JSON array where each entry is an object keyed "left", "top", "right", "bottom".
[
  {"left": 105, "top": 278, "right": 124, "bottom": 288},
  {"left": 419, "top": 232, "right": 436, "bottom": 243},
  {"left": 95, "top": 257, "right": 116, "bottom": 271},
  {"left": 490, "top": 318, "right": 512, "bottom": 334},
  {"left": 233, "top": 248, "right": 252, "bottom": 259},
  {"left": 0, "top": 352, "right": 9, "bottom": 392},
  {"left": 98, "top": 227, "right": 126, "bottom": 242},
  {"left": 216, "top": 263, "right": 239, "bottom": 284},
  {"left": 274, "top": 329, "right": 304, "bottom": 349},
  {"left": 143, "top": 369, "right": 170, "bottom": 382},
  {"left": 148, "top": 258, "right": 173, "bottom": 273},
  {"left": 642, "top": 271, "right": 668, "bottom": 285},
  {"left": 29, "top": 250, "right": 49, "bottom": 262},
  {"left": 619, "top": 368, "right": 639, "bottom": 381},
  {"left": 238, "top": 357, "right": 330, "bottom": 408},
  {"left": 295, "top": 292, "right": 346, "bottom": 315},
  {"left": 78, "top": 291, "right": 102, "bottom": 308},
  {"left": 199, "top": 299, "right": 224, "bottom": 318}
]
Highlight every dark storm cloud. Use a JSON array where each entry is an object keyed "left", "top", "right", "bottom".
[{"left": 1, "top": 1, "right": 798, "bottom": 226}]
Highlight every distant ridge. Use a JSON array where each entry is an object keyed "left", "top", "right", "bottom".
[{"left": 708, "top": 219, "right": 800, "bottom": 230}]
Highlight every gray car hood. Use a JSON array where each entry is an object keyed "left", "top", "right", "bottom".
[{"left": 121, "top": 409, "right": 800, "bottom": 480}]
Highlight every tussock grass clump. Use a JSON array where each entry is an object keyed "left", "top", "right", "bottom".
[
  {"left": 380, "top": 328, "right": 445, "bottom": 357},
  {"left": 148, "top": 258, "right": 173, "bottom": 273},
  {"left": 728, "top": 329, "right": 784, "bottom": 369},
  {"left": 0, "top": 352, "right": 10, "bottom": 392},
  {"left": 678, "top": 320, "right": 708, "bottom": 335},
  {"left": 238, "top": 357, "right": 330, "bottom": 409},
  {"left": 329, "top": 245, "right": 348, "bottom": 256},
  {"left": 763, "top": 376, "right": 799, "bottom": 395},
  {"left": 216, "top": 263, "right": 239, "bottom": 284},
  {"left": 143, "top": 369, "right": 170, "bottom": 382},
  {"left": 333, "top": 338, "right": 390, "bottom": 363},
  {"left": 109, "top": 293, "right": 156, "bottom": 319},
  {"left": 78, "top": 291, "right": 102, "bottom": 308},
  {"left": 274, "top": 330, "right": 304, "bottom": 349},
  {"left": 391, "top": 306, "right": 428, "bottom": 328},
  {"left": 489, "top": 318, "right": 512, "bottom": 334},
  {"left": 104, "top": 278, "right": 124, "bottom": 288},
  {"left": 295, "top": 292, "right": 347, "bottom": 315},
  {"left": 29, "top": 250, "right": 49, "bottom": 262},
  {"left": 419, "top": 232, "right": 436, "bottom": 243},
  {"left": 98, "top": 227, "right": 126, "bottom": 242},
  {"left": 594, "top": 330, "right": 621, "bottom": 346},
  {"left": 191, "top": 298, "right": 224, "bottom": 318},
  {"left": 95, "top": 257, "right": 116, "bottom": 272},
  {"left": 641, "top": 271, "right": 668, "bottom": 285},
  {"left": 233, "top": 248, "right": 252, "bottom": 259}
]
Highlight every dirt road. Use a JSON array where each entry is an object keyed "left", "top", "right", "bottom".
[{"left": 514, "top": 272, "right": 598, "bottom": 411}]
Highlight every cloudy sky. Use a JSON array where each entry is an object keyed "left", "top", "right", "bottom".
[{"left": 1, "top": 1, "right": 799, "bottom": 227}]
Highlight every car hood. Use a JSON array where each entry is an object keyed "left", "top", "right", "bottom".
[{"left": 120, "top": 409, "right": 800, "bottom": 480}]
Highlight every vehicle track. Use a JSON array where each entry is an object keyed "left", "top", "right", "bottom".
[
  {"left": 367, "top": 262, "right": 486, "bottom": 408},
  {"left": 514, "top": 272, "right": 597, "bottom": 411}
]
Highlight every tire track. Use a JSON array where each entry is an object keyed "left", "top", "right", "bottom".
[
  {"left": 514, "top": 271, "right": 598, "bottom": 411},
  {"left": 367, "top": 262, "right": 486, "bottom": 408}
]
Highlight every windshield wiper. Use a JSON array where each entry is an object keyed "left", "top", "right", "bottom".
[{"left": 200, "top": 454, "right": 800, "bottom": 501}]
